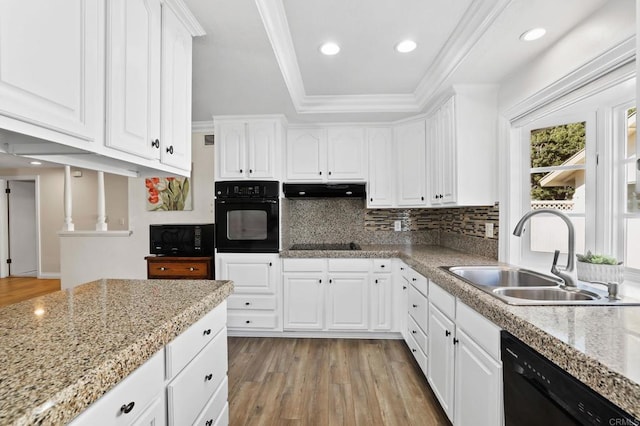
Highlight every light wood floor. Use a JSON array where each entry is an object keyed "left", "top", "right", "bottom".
[
  {"left": 0, "top": 276, "right": 61, "bottom": 308},
  {"left": 228, "top": 337, "right": 450, "bottom": 426}
]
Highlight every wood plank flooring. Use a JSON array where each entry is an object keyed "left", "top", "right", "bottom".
[
  {"left": 228, "top": 337, "right": 451, "bottom": 426},
  {"left": 0, "top": 277, "right": 61, "bottom": 308}
]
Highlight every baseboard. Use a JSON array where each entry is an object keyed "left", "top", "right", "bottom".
[
  {"left": 38, "top": 272, "right": 61, "bottom": 279},
  {"left": 227, "top": 330, "right": 403, "bottom": 339}
]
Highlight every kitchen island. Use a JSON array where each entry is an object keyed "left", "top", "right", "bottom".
[
  {"left": 0, "top": 278, "right": 233, "bottom": 425},
  {"left": 280, "top": 244, "right": 640, "bottom": 420}
]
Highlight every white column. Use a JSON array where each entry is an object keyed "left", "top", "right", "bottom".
[
  {"left": 95, "top": 171, "right": 108, "bottom": 231},
  {"left": 62, "top": 165, "right": 74, "bottom": 231}
]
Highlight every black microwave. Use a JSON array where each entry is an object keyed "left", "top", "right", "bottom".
[{"left": 149, "top": 224, "right": 214, "bottom": 256}]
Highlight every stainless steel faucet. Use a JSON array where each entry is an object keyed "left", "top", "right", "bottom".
[{"left": 513, "top": 208, "right": 577, "bottom": 287}]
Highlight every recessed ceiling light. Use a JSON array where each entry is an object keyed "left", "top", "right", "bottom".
[
  {"left": 395, "top": 40, "right": 417, "bottom": 53},
  {"left": 520, "top": 28, "right": 546, "bottom": 42},
  {"left": 29, "top": 161, "right": 42, "bottom": 165},
  {"left": 320, "top": 42, "right": 340, "bottom": 56}
]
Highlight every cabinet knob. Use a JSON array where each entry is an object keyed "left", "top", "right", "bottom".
[
  {"left": 151, "top": 139, "right": 159, "bottom": 148},
  {"left": 159, "top": 267, "right": 167, "bottom": 271},
  {"left": 380, "top": 264, "right": 385, "bottom": 268},
  {"left": 319, "top": 171, "right": 322, "bottom": 175},
  {"left": 245, "top": 302, "right": 251, "bottom": 306},
  {"left": 206, "top": 420, "right": 213, "bottom": 426},
  {"left": 240, "top": 169, "right": 243, "bottom": 173},
  {"left": 245, "top": 320, "right": 251, "bottom": 324},
  {"left": 189, "top": 267, "right": 196, "bottom": 271},
  {"left": 203, "top": 329, "right": 212, "bottom": 335},
  {"left": 375, "top": 279, "right": 378, "bottom": 284},
  {"left": 412, "top": 330, "right": 417, "bottom": 334},
  {"left": 421, "top": 196, "right": 424, "bottom": 201},
  {"left": 329, "top": 279, "right": 332, "bottom": 284},
  {"left": 412, "top": 278, "right": 417, "bottom": 282},
  {"left": 412, "top": 304, "right": 418, "bottom": 308},
  {"left": 249, "top": 169, "right": 253, "bottom": 173},
  {"left": 445, "top": 330, "right": 451, "bottom": 337},
  {"left": 370, "top": 198, "right": 373, "bottom": 202},
  {"left": 402, "top": 286, "right": 407, "bottom": 290},
  {"left": 412, "top": 348, "right": 417, "bottom": 353},
  {"left": 328, "top": 171, "right": 332, "bottom": 175},
  {"left": 166, "top": 145, "right": 174, "bottom": 154},
  {"left": 269, "top": 262, "right": 272, "bottom": 266},
  {"left": 453, "top": 338, "right": 459, "bottom": 345},
  {"left": 120, "top": 402, "right": 135, "bottom": 414},
  {"left": 319, "top": 279, "right": 322, "bottom": 284},
  {"left": 205, "top": 373, "right": 213, "bottom": 381}
]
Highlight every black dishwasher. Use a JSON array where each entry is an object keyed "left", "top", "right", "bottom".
[{"left": 501, "top": 331, "right": 638, "bottom": 426}]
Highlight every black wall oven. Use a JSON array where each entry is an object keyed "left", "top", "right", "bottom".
[{"left": 214, "top": 181, "right": 279, "bottom": 253}]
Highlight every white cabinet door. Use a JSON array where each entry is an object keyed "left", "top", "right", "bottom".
[
  {"left": 216, "top": 254, "right": 278, "bottom": 294},
  {"left": 430, "top": 96, "right": 456, "bottom": 205},
  {"left": 428, "top": 303, "right": 455, "bottom": 422},
  {"left": 453, "top": 327, "right": 502, "bottom": 426},
  {"left": 395, "top": 120, "right": 427, "bottom": 207},
  {"left": 326, "top": 274, "right": 368, "bottom": 330},
  {"left": 286, "top": 128, "right": 326, "bottom": 181},
  {"left": 0, "top": 0, "right": 102, "bottom": 143},
  {"left": 106, "top": 0, "right": 161, "bottom": 159},
  {"left": 326, "top": 127, "right": 367, "bottom": 181},
  {"left": 132, "top": 393, "right": 165, "bottom": 426},
  {"left": 217, "top": 122, "right": 247, "bottom": 179},
  {"left": 248, "top": 121, "right": 277, "bottom": 179},
  {"left": 367, "top": 127, "right": 394, "bottom": 207},
  {"left": 371, "top": 275, "right": 392, "bottom": 331},
  {"left": 283, "top": 275, "right": 324, "bottom": 330},
  {"left": 160, "top": 4, "right": 193, "bottom": 170}
]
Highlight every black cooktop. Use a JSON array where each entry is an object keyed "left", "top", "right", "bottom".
[{"left": 289, "top": 242, "right": 362, "bottom": 251}]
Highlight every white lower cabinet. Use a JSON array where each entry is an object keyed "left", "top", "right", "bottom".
[
  {"left": 425, "top": 281, "right": 503, "bottom": 426},
  {"left": 283, "top": 258, "right": 393, "bottom": 332},
  {"left": 216, "top": 253, "right": 281, "bottom": 332},
  {"left": 72, "top": 301, "right": 229, "bottom": 426}
]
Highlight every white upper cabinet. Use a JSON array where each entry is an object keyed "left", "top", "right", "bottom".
[
  {"left": 326, "top": 127, "right": 367, "bottom": 181},
  {"left": 160, "top": 4, "right": 193, "bottom": 170},
  {"left": 395, "top": 119, "right": 428, "bottom": 207},
  {"left": 286, "top": 128, "right": 326, "bottom": 181},
  {"left": 367, "top": 127, "right": 394, "bottom": 207},
  {"left": 286, "top": 126, "right": 367, "bottom": 182},
  {"left": 427, "top": 86, "right": 498, "bottom": 206},
  {"left": 215, "top": 117, "right": 283, "bottom": 180},
  {"left": 0, "top": 0, "right": 102, "bottom": 144},
  {"left": 106, "top": 0, "right": 161, "bottom": 160}
]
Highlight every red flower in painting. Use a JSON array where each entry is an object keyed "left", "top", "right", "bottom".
[{"left": 148, "top": 187, "right": 159, "bottom": 204}]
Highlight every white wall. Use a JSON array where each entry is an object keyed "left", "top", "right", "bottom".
[{"left": 60, "top": 132, "right": 215, "bottom": 288}]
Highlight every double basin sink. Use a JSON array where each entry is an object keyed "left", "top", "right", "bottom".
[{"left": 441, "top": 265, "right": 640, "bottom": 306}]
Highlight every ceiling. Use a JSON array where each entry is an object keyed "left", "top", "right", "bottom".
[{"left": 185, "top": 0, "right": 614, "bottom": 124}]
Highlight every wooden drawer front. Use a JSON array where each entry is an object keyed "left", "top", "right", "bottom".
[
  {"left": 193, "top": 377, "right": 228, "bottom": 426},
  {"left": 70, "top": 350, "right": 164, "bottom": 426},
  {"left": 408, "top": 285, "right": 428, "bottom": 333},
  {"left": 328, "top": 258, "right": 370, "bottom": 272},
  {"left": 167, "top": 329, "right": 228, "bottom": 426},
  {"left": 407, "top": 269, "right": 428, "bottom": 296},
  {"left": 227, "top": 294, "right": 276, "bottom": 311},
  {"left": 456, "top": 301, "right": 501, "bottom": 360},
  {"left": 408, "top": 315, "right": 428, "bottom": 355},
  {"left": 166, "top": 301, "right": 227, "bottom": 379},
  {"left": 282, "top": 258, "right": 325, "bottom": 272},
  {"left": 149, "top": 261, "right": 210, "bottom": 279},
  {"left": 372, "top": 259, "right": 391, "bottom": 273},
  {"left": 228, "top": 312, "right": 278, "bottom": 329},
  {"left": 406, "top": 331, "right": 427, "bottom": 376},
  {"left": 429, "top": 281, "right": 455, "bottom": 319}
]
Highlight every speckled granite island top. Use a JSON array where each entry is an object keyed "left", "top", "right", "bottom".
[
  {"left": 0, "top": 278, "right": 233, "bottom": 426},
  {"left": 282, "top": 245, "right": 640, "bottom": 419}
]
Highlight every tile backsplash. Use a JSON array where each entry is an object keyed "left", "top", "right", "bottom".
[{"left": 283, "top": 199, "right": 499, "bottom": 259}]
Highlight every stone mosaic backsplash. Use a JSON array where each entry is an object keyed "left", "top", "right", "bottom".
[{"left": 283, "top": 199, "right": 500, "bottom": 259}]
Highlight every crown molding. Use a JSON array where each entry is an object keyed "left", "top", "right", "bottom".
[
  {"left": 256, "top": 0, "right": 511, "bottom": 114},
  {"left": 163, "top": 0, "right": 206, "bottom": 36},
  {"left": 191, "top": 121, "right": 215, "bottom": 133}
]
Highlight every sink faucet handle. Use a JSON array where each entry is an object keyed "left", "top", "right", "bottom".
[{"left": 551, "top": 250, "right": 561, "bottom": 273}]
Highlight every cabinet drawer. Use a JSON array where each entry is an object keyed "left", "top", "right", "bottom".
[
  {"left": 167, "top": 329, "right": 228, "bottom": 426},
  {"left": 328, "top": 258, "right": 370, "bottom": 272},
  {"left": 429, "top": 281, "right": 455, "bottom": 319},
  {"left": 214, "top": 403, "right": 229, "bottom": 426},
  {"left": 456, "top": 301, "right": 501, "bottom": 360},
  {"left": 408, "top": 315, "right": 428, "bottom": 355},
  {"left": 227, "top": 294, "right": 276, "bottom": 310},
  {"left": 193, "top": 377, "right": 228, "bottom": 426},
  {"left": 282, "top": 258, "right": 325, "bottom": 272},
  {"left": 406, "top": 331, "right": 427, "bottom": 376},
  {"left": 372, "top": 259, "right": 391, "bottom": 273},
  {"left": 166, "top": 301, "right": 227, "bottom": 379},
  {"left": 407, "top": 269, "right": 428, "bottom": 296},
  {"left": 70, "top": 350, "right": 164, "bottom": 426},
  {"left": 147, "top": 259, "right": 212, "bottom": 279},
  {"left": 228, "top": 312, "right": 278, "bottom": 329},
  {"left": 408, "top": 285, "right": 428, "bottom": 332}
]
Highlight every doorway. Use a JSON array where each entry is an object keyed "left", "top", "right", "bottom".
[{"left": 1, "top": 177, "right": 39, "bottom": 277}]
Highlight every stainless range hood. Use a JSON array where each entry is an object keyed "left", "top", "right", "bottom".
[{"left": 283, "top": 183, "right": 366, "bottom": 198}]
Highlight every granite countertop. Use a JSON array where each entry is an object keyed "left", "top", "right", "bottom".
[
  {"left": 0, "top": 278, "right": 233, "bottom": 426},
  {"left": 281, "top": 244, "right": 640, "bottom": 419}
]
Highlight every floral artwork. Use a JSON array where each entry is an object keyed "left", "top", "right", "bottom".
[{"left": 145, "top": 177, "right": 192, "bottom": 211}]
